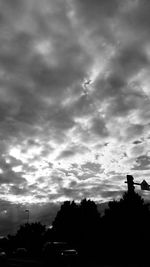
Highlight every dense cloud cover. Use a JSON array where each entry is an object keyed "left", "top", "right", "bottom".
[{"left": 0, "top": 0, "right": 150, "bottom": 234}]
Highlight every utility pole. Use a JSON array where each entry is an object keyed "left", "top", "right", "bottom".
[{"left": 126, "top": 175, "right": 135, "bottom": 194}]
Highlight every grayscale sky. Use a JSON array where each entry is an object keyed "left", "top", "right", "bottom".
[{"left": 0, "top": 0, "right": 150, "bottom": 234}]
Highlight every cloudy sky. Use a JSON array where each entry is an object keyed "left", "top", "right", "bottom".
[{"left": 0, "top": 0, "right": 150, "bottom": 234}]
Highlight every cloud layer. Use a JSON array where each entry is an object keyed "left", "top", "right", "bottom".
[{"left": 0, "top": 0, "right": 150, "bottom": 221}]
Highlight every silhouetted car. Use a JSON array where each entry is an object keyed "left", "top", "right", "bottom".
[
  {"left": 43, "top": 241, "right": 68, "bottom": 256},
  {"left": 13, "top": 247, "right": 27, "bottom": 257},
  {"left": 61, "top": 249, "right": 78, "bottom": 265},
  {"left": 0, "top": 248, "right": 7, "bottom": 263},
  {"left": 61, "top": 249, "right": 78, "bottom": 257},
  {"left": 43, "top": 241, "right": 70, "bottom": 264}
]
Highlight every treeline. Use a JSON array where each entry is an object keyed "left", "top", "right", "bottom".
[
  {"left": 51, "top": 192, "right": 150, "bottom": 263},
  {"left": 1, "top": 190, "right": 150, "bottom": 263}
]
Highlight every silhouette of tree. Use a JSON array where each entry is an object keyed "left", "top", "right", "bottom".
[
  {"left": 14, "top": 222, "right": 46, "bottom": 255},
  {"left": 78, "top": 199, "right": 101, "bottom": 258},
  {"left": 5, "top": 185, "right": 150, "bottom": 264},
  {"left": 102, "top": 190, "right": 150, "bottom": 263},
  {"left": 52, "top": 199, "right": 101, "bottom": 260},
  {"left": 52, "top": 201, "right": 79, "bottom": 243}
]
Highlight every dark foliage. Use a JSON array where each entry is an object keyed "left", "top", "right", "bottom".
[
  {"left": 52, "top": 193, "right": 150, "bottom": 263},
  {"left": 8, "top": 222, "right": 46, "bottom": 256},
  {"left": 101, "top": 191, "right": 150, "bottom": 263},
  {"left": 52, "top": 199, "right": 100, "bottom": 245},
  {"left": 3, "top": 189, "right": 150, "bottom": 264}
]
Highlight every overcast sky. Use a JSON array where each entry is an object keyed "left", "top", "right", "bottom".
[{"left": 0, "top": 0, "right": 150, "bottom": 234}]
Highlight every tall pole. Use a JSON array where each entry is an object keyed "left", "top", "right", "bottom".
[
  {"left": 25, "top": 209, "right": 29, "bottom": 224},
  {"left": 126, "top": 175, "right": 135, "bottom": 194}
]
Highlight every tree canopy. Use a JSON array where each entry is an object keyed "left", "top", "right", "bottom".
[{"left": 4, "top": 189, "right": 150, "bottom": 264}]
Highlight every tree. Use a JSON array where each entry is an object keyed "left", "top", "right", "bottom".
[
  {"left": 15, "top": 222, "right": 46, "bottom": 255},
  {"left": 52, "top": 191, "right": 150, "bottom": 263},
  {"left": 103, "top": 191, "right": 150, "bottom": 263},
  {"left": 78, "top": 199, "right": 101, "bottom": 257},
  {"left": 52, "top": 199, "right": 101, "bottom": 256},
  {"left": 52, "top": 201, "right": 79, "bottom": 242}
]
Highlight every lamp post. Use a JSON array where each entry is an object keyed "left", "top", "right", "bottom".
[{"left": 25, "top": 209, "right": 29, "bottom": 224}]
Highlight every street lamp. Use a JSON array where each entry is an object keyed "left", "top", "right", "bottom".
[{"left": 25, "top": 209, "right": 29, "bottom": 224}]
